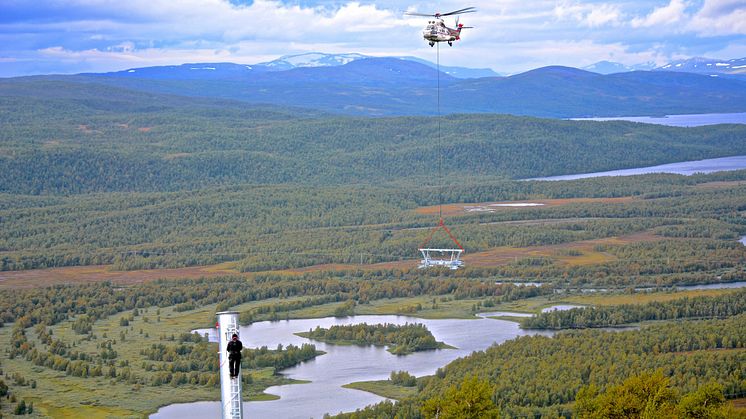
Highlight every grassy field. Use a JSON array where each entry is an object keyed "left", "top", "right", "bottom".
[
  {"left": 0, "top": 291, "right": 494, "bottom": 417},
  {"left": 0, "top": 289, "right": 528, "bottom": 417},
  {"left": 414, "top": 197, "right": 637, "bottom": 217},
  {"left": 0, "top": 302, "right": 306, "bottom": 417},
  {"left": 342, "top": 380, "right": 418, "bottom": 400}
]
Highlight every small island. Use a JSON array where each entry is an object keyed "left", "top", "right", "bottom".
[{"left": 296, "top": 323, "right": 453, "bottom": 355}]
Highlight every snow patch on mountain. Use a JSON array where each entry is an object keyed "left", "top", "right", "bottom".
[{"left": 260, "top": 53, "right": 370, "bottom": 70}]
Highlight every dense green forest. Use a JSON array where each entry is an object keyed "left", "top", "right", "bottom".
[
  {"left": 2, "top": 81, "right": 746, "bottom": 194},
  {"left": 2, "top": 170, "right": 744, "bottom": 286},
  {"left": 1, "top": 76, "right": 745, "bottom": 417},
  {"left": 2, "top": 83, "right": 745, "bottom": 278},
  {"left": 574, "top": 371, "right": 733, "bottom": 418},
  {"left": 333, "top": 314, "right": 746, "bottom": 418},
  {"left": 521, "top": 288, "right": 746, "bottom": 329},
  {"left": 0, "top": 274, "right": 535, "bottom": 416},
  {"left": 297, "top": 323, "right": 448, "bottom": 354},
  {"left": 2, "top": 272, "right": 743, "bottom": 417},
  {"left": 0, "top": 276, "right": 549, "bottom": 328}
]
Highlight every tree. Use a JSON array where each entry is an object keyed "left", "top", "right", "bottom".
[
  {"left": 576, "top": 372, "right": 731, "bottom": 419},
  {"left": 576, "top": 371, "right": 678, "bottom": 418},
  {"left": 15, "top": 399, "right": 27, "bottom": 415},
  {"left": 677, "top": 382, "right": 727, "bottom": 419},
  {"left": 422, "top": 375, "right": 500, "bottom": 419}
]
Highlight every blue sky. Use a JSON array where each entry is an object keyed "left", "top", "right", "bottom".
[{"left": 1, "top": 0, "right": 745, "bottom": 77}]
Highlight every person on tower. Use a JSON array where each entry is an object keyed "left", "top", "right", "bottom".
[{"left": 227, "top": 333, "right": 243, "bottom": 379}]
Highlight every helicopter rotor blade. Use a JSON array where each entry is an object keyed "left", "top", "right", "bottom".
[
  {"left": 440, "top": 7, "right": 476, "bottom": 17},
  {"left": 404, "top": 12, "right": 437, "bottom": 17},
  {"left": 405, "top": 7, "right": 476, "bottom": 18}
]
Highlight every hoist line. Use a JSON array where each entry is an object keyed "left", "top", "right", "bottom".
[{"left": 437, "top": 42, "right": 443, "bottom": 221}]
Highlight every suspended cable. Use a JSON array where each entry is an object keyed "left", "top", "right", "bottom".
[
  {"left": 416, "top": 42, "right": 466, "bottom": 270},
  {"left": 437, "top": 42, "right": 443, "bottom": 220}
]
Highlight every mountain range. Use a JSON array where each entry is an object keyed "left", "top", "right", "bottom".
[
  {"left": 583, "top": 57, "right": 746, "bottom": 76},
  {"left": 6, "top": 52, "right": 745, "bottom": 118},
  {"left": 104, "top": 52, "right": 746, "bottom": 78},
  {"left": 102, "top": 52, "right": 500, "bottom": 80}
]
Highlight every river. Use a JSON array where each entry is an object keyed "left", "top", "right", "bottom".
[
  {"left": 151, "top": 315, "right": 552, "bottom": 419},
  {"left": 501, "top": 281, "right": 746, "bottom": 292},
  {"left": 529, "top": 155, "right": 746, "bottom": 181},
  {"left": 569, "top": 112, "right": 746, "bottom": 127}
]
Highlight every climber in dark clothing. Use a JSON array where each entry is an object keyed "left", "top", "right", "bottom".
[{"left": 227, "top": 333, "right": 243, "bottom": 379}]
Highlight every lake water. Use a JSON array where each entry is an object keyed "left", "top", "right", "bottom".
[
  {"left": 151, "top": 315, "right": 553, "bottom": 419},
  {"left": 541, "top": 304, "right": 585, "bottom": 313},
  {"left": 571, "top": 281, "right": 746, "bottom": 293},
  {"left": 670, "top": 281, "right": 746, "bottom": 291},
  {"left": 478, "top": 311, "right": 534, "bottom": 318},
  {"left": 570, "top": 112, "right": 746, "bottom": 127},
  {"left": 530, "top": 155, "right": 746, "bottom": 181},
  {"left": 495, "top": 281, "right": 544, "bottom": 287}
]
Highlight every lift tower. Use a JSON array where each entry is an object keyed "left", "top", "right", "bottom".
[{"left": 217, "top": 311, "right": 243, "bottom": 419}]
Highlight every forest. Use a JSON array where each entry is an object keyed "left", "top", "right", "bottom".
[
  {"left": 2, "top": 81, "right": 746, "bottom": 194},
  {"left": 297, "top": 323, "right": 448, "bottom": 355},
  {"left": 521, "top": 288, "right": 746, "bottom": 329},
  {"left": 332, "top": 313, "right": 746, "bottom": 418},
  {"left": 1, "top": 78, "right": 745, "bottom": 417},
  {"left": 0, "top": 270, "right": 743, "bottom": 416},
  {"left": 2, "top": 169, "right": 746, "bottom": 281}
]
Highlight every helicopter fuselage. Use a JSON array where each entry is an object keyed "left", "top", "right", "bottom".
[
  {"left": 422, "top": 19, "right": 462, "bottom": 45},
  {"left": 407, "top": 7, "right": 474, "bottom": 46}
]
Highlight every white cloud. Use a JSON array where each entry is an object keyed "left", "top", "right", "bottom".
[
  {"left": 586, "top": 5, "right": 622, "bottom": 27},
  {"left": 689, "top": 0, "right": 746, "bottom": 35},
  {"left": 1, "top": 0, "right": 744, "bottom": 76},
  {"left": 37, "top": 45, "right": 236, "bottom": 69},
  {"left": 631, "top": 0, "right": 689, "bottom": 28},
  {"left": 478, "top": 39, "right": 667, "bottom": 73},
  {"left": 554, "top": 1, "right": 622, "bottom": 27}
]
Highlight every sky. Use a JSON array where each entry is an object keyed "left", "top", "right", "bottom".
[{"left": 1, "top": 0, "right": 745, "bottom": 77}]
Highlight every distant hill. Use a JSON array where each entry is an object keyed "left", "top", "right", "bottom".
[
  {"left": 102, "top": 52, "right": 497, "bottom": 80},
  {"left": 51, "top": 58, "right": 746, "bottom": 117},
  {"left": 583, "top": 57, "right": 746, "bottom": 77},
  {"left": 2, "top": 79, "right": 746, "bottom": 194},
  {"left": 398, "top": 56, "right": 502, "bottom": 78},
  {"left": 655, "top": 57, "right": 746, "bottom": 76},
  {"left": 257, "top": 52, "right": 369, "bottom": 71},
  {"left": 446, "top": 66, "right": 746, "bottom": 117},
  {"left": 582, "top": 61, "right": 656, "bottom": 74}
]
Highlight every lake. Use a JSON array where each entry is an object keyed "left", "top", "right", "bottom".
[
  {"left": 495, "top": 281, "right": 544, "bottom": 287},
  {"left": 571, "top": 281, "right": 746, "bottom": 293},
  {"left": 151, "top": 315, "right": 552, "bottom": 419},
  {"left": 570, "top": 112, "right": 746, "bottom": 127},
  {"left": 541, "top": 304, "right": 584, "bottom": 313},
  {"left": 530, "top": 155, "right": 746, "bottom": 181}
]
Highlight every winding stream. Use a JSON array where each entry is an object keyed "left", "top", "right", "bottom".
[{"left": 151, "top": 314, "right": 552, "bottom": 419}]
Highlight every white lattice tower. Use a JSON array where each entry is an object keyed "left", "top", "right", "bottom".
[{"left": 217, "top": 311, "right": 243, "bottom": 419}]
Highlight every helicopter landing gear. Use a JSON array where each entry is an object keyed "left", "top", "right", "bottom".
[
  {"left": 448, "top": 41, "right": 453, "bottom": 46},
  {"left": 429, "top": 42, "right": 435, "bottom": 47}
]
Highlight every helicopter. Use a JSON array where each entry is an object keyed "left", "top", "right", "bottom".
[{"left": 405, "top": 7, "right": 476, "bottom": 47}]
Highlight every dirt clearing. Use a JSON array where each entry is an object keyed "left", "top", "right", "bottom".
[{"left": 415, "top": 197, "right": 635, "bottom": 217}]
